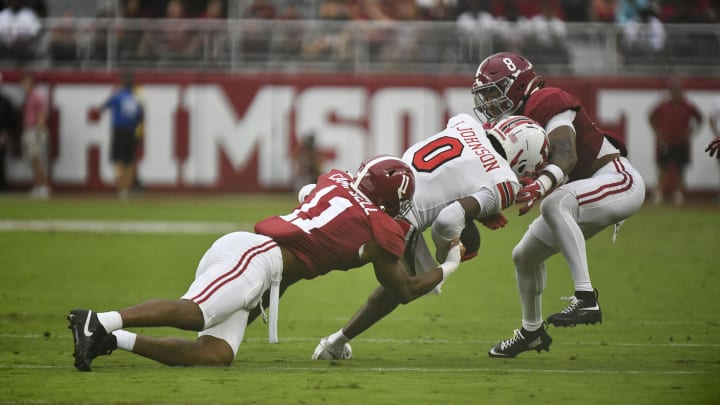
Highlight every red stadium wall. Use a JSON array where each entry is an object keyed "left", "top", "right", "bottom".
[{"left": 2, "top": 71, "right": 720, "bottom": 192}]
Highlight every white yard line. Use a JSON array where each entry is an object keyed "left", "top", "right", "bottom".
[
  {"left": 0, "top": 219, "right": 253, "bottom": 234},
  {"left": 2, "top": 334, "right": 718, "bottom": 348},
  {"left": 2, "top": 364, "right": 714, "bottom": 375}
]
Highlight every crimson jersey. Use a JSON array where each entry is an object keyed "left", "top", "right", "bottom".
[
  {"left": 254, "top": 169, "right": 406, "bottom": 279},
  {"left": 522, "top": 87, "right": 626, "bottom": 181}
]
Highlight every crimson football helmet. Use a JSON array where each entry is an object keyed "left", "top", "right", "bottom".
[
  {"left": 487, "top": 116, "right": 550, "bottom": 177},
  {"left": 352, "top": 155, "right": 415, "bottom": 217},
  {"left": 472, "top": 52, "right": 545, "bottom": 123}
]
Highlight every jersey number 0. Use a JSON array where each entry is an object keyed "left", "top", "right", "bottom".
[{"left": 411, "top": 136, "right": 464, "bottom": 173}]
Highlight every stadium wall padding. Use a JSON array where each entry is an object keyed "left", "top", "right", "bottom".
[{"left": 2, "top": 71, "right": 719, "bottom": 193}]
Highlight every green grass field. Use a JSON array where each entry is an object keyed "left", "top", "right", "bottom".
[{"left": 0, "top": 193, "right": 718, "bottom": 405}]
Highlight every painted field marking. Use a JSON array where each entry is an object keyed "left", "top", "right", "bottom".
[
  {"left": 2, "top": 364, "right": 715, "bottom": 375},
  {"left": 0, "top": 219, "right": 252, "bottom": 234},
  {"left": 1, "top": 334, "right": 718, "bottom": 348}
]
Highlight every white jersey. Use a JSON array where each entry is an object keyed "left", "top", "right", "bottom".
[{"left": 402, "top": 113, "right": 519, "bottom": 231}]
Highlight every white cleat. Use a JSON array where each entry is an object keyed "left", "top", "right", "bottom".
[{"left": 311, "top": 337, "right": 353, "bottom": 360}]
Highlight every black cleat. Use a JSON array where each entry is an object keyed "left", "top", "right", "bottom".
[
  {"left": 488, "top": 325, "right": 552, "bottom": 358},
  {"left": 67, "top": 309, "right": 116, "bottom": 371},
  {"left": 546, "top": 289, "right": 602, "bottom": 327}
]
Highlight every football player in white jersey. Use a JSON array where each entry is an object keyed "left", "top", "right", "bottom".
[{"left": 311, "top": 113, "right": 550, "bottom": 360}]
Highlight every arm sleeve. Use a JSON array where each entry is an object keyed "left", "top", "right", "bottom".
[
  {"left": 469, "top": 185, "right": 518, "bottom": 217},
  {"left": 431, "top": 201, "right": 465, "bottom": 262},
  {"left": 545, "top": 110, "right": 576, "bottom": 134}
]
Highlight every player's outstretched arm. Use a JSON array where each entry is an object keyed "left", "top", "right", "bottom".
[{"left": 369, "top": 240, "right": 462, "bottom": 304}]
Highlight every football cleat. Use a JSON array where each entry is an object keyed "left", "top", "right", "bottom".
[
  {"left": 488, "top": 325, "right": 552, "bottom": 358},
  {"left": 546, "top": 289, "right": 602, "bottom": 327},
  {"left": 311, "top": 337, "right": 353, "bottom": 360},
  {"left": 67, "top": 309, "right": 117, "bottom": 371}
]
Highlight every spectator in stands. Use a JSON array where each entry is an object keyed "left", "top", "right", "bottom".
[
  {"left": 526, "top": 0, "right": 570, "bottom": 67},
  {"left": 21, "top": 72, "right": 50, "bottom": 199},
  {"left": 561, "top": 0, "right": 590, "bottom": 21},
  {"left": 377, "top": 0, "right": 424, "bottom": 65},
  {"left": 590, "top": 0, "right": 619, "bottom": 22},
  {"left": 240, "top": 0, "right": 276, "bottom": 62},
  {"left": 301, "top": 0, "right": 351, "bottom": 62},
  {"left": 659, "top": 0, "right": 717, "bottom": 23},
  {"left": 197, "top": 0, "right": 227, "bottom": 62},
  {"left": 115, "top": 0, "right": 150, "bottom": 60},
  {"left": 47, "top": 8, "right": 77, "bottom": 63},
  {"left": 648, "top": 78, "right": 702, "bottom": 205},
  {"left": 0, "top": 0, "right": 41, "bottom": 62},
  {"left": 492, "top": 1, "right": 530, "bottom": 54},
  {"left": 137, "top": 0, "right": 201, "bottom": 62},
  {"left": 271, "top": 0, "right": 305, "bottom": 60},
  {"left": 456, "top": 0, "right": 496, "bottom": 62},
  {"left": 457, "top": 0, "right": 496, "bottom": 38},
  {"left": 616, "top": 0, "right": 648, "bottom": 23},
  {"left": 416, "top": 0, "right": 457, "bottom": 20},
  {"left": 246, "top": 0, "right": 276, "bottom": 18},
  {"left": 621, "top": 6, "right": 665, "bottom": 64},
  {"left": 349, "top": 0, "right": 396, "bottom": 61},
  {"left": 350, "top": 0, "right": 394, "bottom": 20}
]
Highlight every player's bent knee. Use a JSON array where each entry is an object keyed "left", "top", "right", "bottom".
[
  {"left": 540, "top": 188, "right": 577, "bottom": 221},
  {"left": 511, "top": 243, "right": 528, "bottom": 269},
  {"left": 196, "top": 335, "right": 235, "bottom": 366}
]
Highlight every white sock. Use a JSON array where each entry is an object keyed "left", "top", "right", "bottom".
[
  {"left": 328, "top": 329, "right": 350, "bottom": 346},
  {"left": 112, "top": 330, "right": 137, "bottom": 351},
  {"left": 97, "top": 311, "right": 123, "bottom": 333}
]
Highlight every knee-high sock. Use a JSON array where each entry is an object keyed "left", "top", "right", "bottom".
[
  {"left": 512, "top": 234, "right": 552, "bottom": 332},
  {"left": 540, "top": 189, "right": 592, "bottom": 292}
]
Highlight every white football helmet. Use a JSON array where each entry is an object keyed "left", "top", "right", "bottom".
[{"left": 486, "top": 116, "right": 550, "bottom": 177}]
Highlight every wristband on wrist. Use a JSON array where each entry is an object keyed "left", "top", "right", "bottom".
[
  {"left": 440, "top": 261, "right": 459, "bottom": 281},
  {"left": 536, "top": 174, "right": 553, "bottom": 194},
  {"left": 541, "top": 164, "right": 564, "bottom": 188}
]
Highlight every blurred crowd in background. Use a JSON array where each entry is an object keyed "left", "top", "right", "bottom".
[
  {"left": 12, "top": 0, "right": 718, "bottom": 23},
  {"left": 0, "top": 0, "right": 717, "bottom": 73}
]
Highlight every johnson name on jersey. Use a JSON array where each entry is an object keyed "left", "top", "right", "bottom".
[{"left": 402, "top": 113, "right": 519, "bottom": 231}]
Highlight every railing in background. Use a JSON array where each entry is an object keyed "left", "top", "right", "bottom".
[{"left": 2, "top": 18, "right": 719, "bottom": 76}]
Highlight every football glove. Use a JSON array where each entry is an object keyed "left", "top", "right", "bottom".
[
  {"left": 311, "top": 337, "right": 353, "bottom": 360},
  {"left": 516, "top": 176, "right": 548, "bottom": 216},
  {"left": 478, "top": 212, "right": 507, "bottom": 230},
  {"left": 706, "top": 137, "right": 720, "bottom": 159}
]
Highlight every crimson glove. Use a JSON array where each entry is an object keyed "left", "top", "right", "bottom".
[
  {"left": 478, "top": 212, "right": 508, "bottom": 230},
  {"left": 516, "top": 178, "right": 548, "bottom": 216},
  {"left": 706, "top": 137, "right": 720, "bottom": 159}
]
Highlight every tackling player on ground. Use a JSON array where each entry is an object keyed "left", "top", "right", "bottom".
[
  {"left": 472, "top": 51, "right": 646, "bottom": 357},
  {"left": 67, "top": 155, "right": 466, "bottom": 371},
  {"left": 311, "top": 114, "right": 550, "bottom": 360}
]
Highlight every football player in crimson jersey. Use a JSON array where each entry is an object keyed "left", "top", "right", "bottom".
[
  {"left": 312, "top": 114, "right": 550, "bottom": 361},
  {"left": 66, "top": 155, "right": 466, "bottom": 371},
  {"left": 472, "top": 51, "right": 646, "bottom": 358}
]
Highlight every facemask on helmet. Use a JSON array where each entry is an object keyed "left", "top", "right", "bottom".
[
  {"left": 472, "top": 52, "right": 544, "bottom": 123},
  {"left": 352, "top": 155, "right": 415, "bottom": 218}
]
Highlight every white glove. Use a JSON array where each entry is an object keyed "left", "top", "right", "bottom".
[{"left": 311, "top": 337, "right": 353, "bottom": 360}]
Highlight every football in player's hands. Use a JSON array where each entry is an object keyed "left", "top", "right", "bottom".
[{"left": 460, "top": 221, "right": 480, "bottom": 261}]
